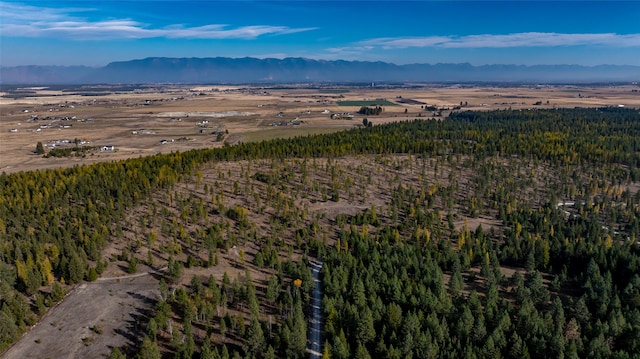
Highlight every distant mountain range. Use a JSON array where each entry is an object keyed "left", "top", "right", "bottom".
[{"left": 2, "top": 57, "right": 640, "bottom": 84}]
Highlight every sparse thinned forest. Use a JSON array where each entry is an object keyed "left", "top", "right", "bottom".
[{"left": 1, "top": 107, "right": 639, "bottom": 358}]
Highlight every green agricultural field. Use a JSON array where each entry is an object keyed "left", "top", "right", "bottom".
[{"left": 337, "top": 98, "right": 398, "bottom": 106}]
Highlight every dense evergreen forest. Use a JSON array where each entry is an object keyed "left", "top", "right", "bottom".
[{"left": 1, "top": 107, "right": 639, "bottom": 358}]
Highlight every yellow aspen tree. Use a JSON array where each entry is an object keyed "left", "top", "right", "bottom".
[
  {"left": 541, "top": 240, "right": 550, "bottom": 268},
  {"left": 604, "top": 235, "right": 613, "bottom": 249},
  {"left": 15, "top": 260, "right": 27, "bottom": 284},
  {"left": 423, "top": 229, "right": 431, "bottom": 245},
  {"left": 40, "top": 257, "right": 54, "bottom": 285},
  {"left": 148, "top": 229, "right": 158, "bottom": 247},
  {"left": 457, "top": 231, "right": 466, "bottom": 251},
  {"left": 515, "top": 222, "right": 523, "bottom": 238},
  {"left": 361, "top": 224, "right": 368, "bottom": 239},
  {"left": 323, "top": 345, "right": 331, "bottom": 359}
]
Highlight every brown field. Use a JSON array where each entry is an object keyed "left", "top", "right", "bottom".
[{"left": 2, "top": 84, "right": 639, "bottom": 174}]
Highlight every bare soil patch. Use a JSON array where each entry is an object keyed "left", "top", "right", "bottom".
[{"left": 2, "top": 273, "right": 158, "bottom": 359}]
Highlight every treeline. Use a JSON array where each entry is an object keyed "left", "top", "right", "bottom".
[
  {"left": 202, "top": 107, "right": 639, "bottom": 178},
  {"left": 357, "top": 106, "right": 383, "bottom": 116},
  {"left": 45, "top": 145, "right": 99, "bottom": 158},
  {"left": 448, "top": 107, "right": 640, "bottom": 172}
]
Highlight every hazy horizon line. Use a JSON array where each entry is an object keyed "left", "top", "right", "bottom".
[{"left": 3, "top": 56, "right": 640, "bottom": 68}]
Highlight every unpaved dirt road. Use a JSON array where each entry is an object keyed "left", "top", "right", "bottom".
[{"left": 2, "top": 273, "right": 159, "bottom": 359}]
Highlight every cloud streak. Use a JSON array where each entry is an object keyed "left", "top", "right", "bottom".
[
  {"left": 0, "top": 2, "right": 315, "bottom": 40},
  {"left": 359, "top": 32, "right": 640, "bottom": 49}
]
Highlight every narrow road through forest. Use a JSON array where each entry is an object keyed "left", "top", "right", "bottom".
[
  {"left": 96, "top": 266, "right": 167, "bottom": 281},
  {"left": 307, "top": 260, "right": 323, "bottom": 359}
]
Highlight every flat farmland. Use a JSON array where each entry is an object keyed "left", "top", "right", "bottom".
[
  {"left": 1, "top": 84, "right": 639, "bottom": 174},
  {"left": 336, "top": 99, "right": 398, "bottom": 106}
]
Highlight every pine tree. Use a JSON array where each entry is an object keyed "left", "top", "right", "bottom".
[
  {"left": 35, "top": 142, "right": 45, "bottom": 155},
  {"left": 137, "top": 336, "right": 161, "bottom": 359},
  {"left": 244, "top": 316, "right": 265, "bottom": 357}
]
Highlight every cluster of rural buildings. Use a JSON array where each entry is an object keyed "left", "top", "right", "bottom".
[
  {"left": 330, "top": 112, "right": 354, "bottom": 120},
  {"left": 8, "top": 113, "right": 94, "bottom": 133},
  {"left": 270, "top": 120, "right": 302, "bottom": 127},
  {"left": 43, "top": 138, "right": 90, "bottom": 149},
  {"left": 131, "top": 129, "right": 156, "bottom": 135}
]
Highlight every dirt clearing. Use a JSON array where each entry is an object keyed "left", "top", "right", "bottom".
[{"left": 2, "top": 272, "right": 159, "bottom": 359}]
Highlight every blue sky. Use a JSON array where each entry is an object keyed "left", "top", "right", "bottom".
[{"left": 1, "top": 1, "right": 639, "bottom": 67}]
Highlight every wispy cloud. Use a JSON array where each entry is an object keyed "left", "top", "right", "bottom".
[
  {"left": 359, "top": 36, "right": 451, "bottom": 49},
  {"left": 360, "top": 32, "right": 640, "bottom": 49},
  {"left": 0, "top": 2, "right": 316, "bottom": 40},
  {"left": 326, "top": 45, "right": 375, "bottom": 58}
]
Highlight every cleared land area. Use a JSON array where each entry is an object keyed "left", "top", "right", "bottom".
[{"left": 3, "top": 272, "right": 158, "bottom": 359}]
